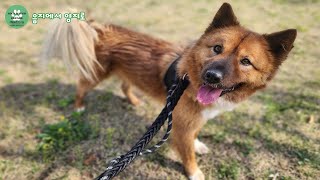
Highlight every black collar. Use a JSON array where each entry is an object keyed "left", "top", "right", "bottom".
[{"left": 163, "top": 56, "right": 181, "bottom": 91}]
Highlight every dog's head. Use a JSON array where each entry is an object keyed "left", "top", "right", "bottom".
[{"left": 181, "top": 3, "right": 297, "bottom": 105}]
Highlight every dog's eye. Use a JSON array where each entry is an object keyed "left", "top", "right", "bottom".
[
  {"left": 213, "top": 45, "right": 223, "bottom": 54},
  {"left": 240, "top": 58, "right": 251, "bottom": 66}
]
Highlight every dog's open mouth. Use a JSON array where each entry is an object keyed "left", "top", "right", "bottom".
[{"left": 196, "top": 83, "right": 243, "bottom": 105}]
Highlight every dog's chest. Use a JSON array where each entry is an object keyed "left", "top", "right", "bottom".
[{"left": 201, "top": 99, "right": 237, "bottom": 120}]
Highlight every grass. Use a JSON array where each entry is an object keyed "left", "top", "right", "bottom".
[
  {"left": 36, "top": 112, "right": 96, "bottom": 160},
  {"left": 0, "top": 0, "right": 320, "bottom": 179},
  {"left": 233, "top": 139, "right": 254, "bottom": 157},
  {"left": 57, "top": 97, "right": 74, "bottom": 108},
  {"left": 216, "top": 160, "right": 239, "bottom": 180},
  {"left": 104, "top": 127, "right": 116, "bottom": 149}
]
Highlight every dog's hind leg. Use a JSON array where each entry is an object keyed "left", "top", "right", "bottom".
[
  {"left": 74, "top": 63, "right": 112, "bottom": 111},
  {"left": 75, "top": 77, "right": 100, "bottom": 112},
  {"left": 121, "top": 81, "right": 141, "bottom": 106}
]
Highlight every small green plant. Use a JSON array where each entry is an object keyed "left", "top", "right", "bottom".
[
  {"left": 212, "top": 132, "right": 227, "bottom": 143},
  {"left": 57, "top": 97, "right": 74, "bottom": 108},
  {"left": 233, "top": 139, "right": 254, "bottom": 157},
  {"left": 45, "top": 91, "right": 58, "bottom": 102},
  {"left": 100, "top": 91, "right": 114, "bottom": 102},
  {"left": 217, "top": 160, "right": 239, "bottom": 180},
  {"left": 105, "top": 127, "right": 116, "bottom": 148},
  {"left": 36, "top": 112, "right": 93, "bottom": 160}
]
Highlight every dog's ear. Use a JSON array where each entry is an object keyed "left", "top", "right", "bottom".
[
  {"left": 205, "top": 3, "right": 239, "bottom": 33},
  {"left": 264, "top": 29, "right": 297, "bottom": 65}
]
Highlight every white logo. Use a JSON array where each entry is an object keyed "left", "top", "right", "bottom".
[{"left": 11, "top": 9, "right": 23, "bottom": 21}]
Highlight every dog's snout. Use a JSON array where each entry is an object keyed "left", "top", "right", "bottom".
[{"left": 204, "top": 70, "right": 223, "bottom": 84}]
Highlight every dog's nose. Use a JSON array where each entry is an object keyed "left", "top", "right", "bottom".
[{"left": 204, "top": 70, "right": 223, "bottom": 84}]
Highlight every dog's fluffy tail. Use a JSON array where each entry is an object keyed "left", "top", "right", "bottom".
[{"left": 41, "top": 15, "right": 102, "bottom": 82}]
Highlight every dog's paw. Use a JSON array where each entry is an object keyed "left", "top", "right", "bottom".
[
  {"left": 194, "top": 139, "right": 209, "bottom": 155},
  {"left": 130, "top": 98, "right": 141, "bottom": 106},
  {"left": 189, "top": 168, "right": 205, "bottom": 180},
  {"left": 75, "top": 106, "right": 86, "bottom": 113}
]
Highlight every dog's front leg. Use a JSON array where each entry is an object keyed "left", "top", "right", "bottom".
[
  {"left": 172, "top": 129, "right": 204, "bottom": 180},
  {"left": 171, "top": 99, "right": 205, "bottom": 180}
]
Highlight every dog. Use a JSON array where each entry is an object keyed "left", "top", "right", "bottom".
[{"left": 41, "top": 3, "right": 297, "bottom": 179}]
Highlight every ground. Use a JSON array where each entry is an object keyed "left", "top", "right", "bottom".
[{"left": 0, "top": 0, "right": 319, "bottom": 179}]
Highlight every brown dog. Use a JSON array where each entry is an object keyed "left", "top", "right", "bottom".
[{"left": 42, "top": 3, "right": 296, "bottom": 179}]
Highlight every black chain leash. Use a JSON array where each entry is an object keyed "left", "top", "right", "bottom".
[{"left": 96, "top": 74, "right": 189, "bottom": 180}]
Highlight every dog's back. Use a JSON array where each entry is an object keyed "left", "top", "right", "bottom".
[
  {"left": 96, "top": 24, "right": 179, "bottom": 101},
  {"left": 41, "top": 19, "right": 180, "bottom": 103}
]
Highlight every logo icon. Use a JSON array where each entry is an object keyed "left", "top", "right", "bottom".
[{"left": 5, "top": 5, "right": 29, "bottom": 29}]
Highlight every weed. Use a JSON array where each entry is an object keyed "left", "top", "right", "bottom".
[
  {"left": 99, "top": 91, "right": 114, "bottom": 102},
  {"left": 57, "top": 97, "right": 74, "bottom": 108},
  {"left": 216, "top": 160, "right": 239, "bottom": 180},
  {"left": 233, "top": 139, "right": 254, "bottom": 157},
  {"left": 105, "top": 127, "right": 116, "bottom": 148},
  {"left": 45, "top": 91, "right": 57, "bottom": 102},
  {"left": 211, "top": 131, "right": 227, "bottom": 143},
  {"left": 36, "top": 112, "right": 93, "bottom": 160}
]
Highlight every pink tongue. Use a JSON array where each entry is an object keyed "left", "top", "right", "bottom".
[{"left": 197, "top": 85, "right": 223, "bottom": 105}]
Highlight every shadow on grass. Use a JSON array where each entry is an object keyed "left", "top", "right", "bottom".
[
  {"left": 146, "top": 150, "right": 185, "bottom": 175},
  {"left": 0, "top": 81, "right": 182, "bottom": 179}
]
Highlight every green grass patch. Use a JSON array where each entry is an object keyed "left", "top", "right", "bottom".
[
  {"left": 104, "top": 127, "right": 116, "bottom": 148},
  {"left": 57, "top": 97, "right": 74, "bottom": 108},
  {"left": 211, "top": 131, "right": 227, "bottom": 143},
  {"left": 45, "top": 91, "right": 58, "bottom": 102},
  {"left": 36, "top": 112, "right": 96, "bottom": 160},
  {"left": 98, "top": 91, "right": 114, "bottom": 102},
  {"left": 233, "top": 139, "right": 254, "bottom": 157},
  {"left": 216, "top": 160, "right": 240, "bottom": 180}
]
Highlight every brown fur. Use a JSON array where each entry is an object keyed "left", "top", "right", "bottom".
[
  {"left": 42, "top": 3, "right": 297, "bottom": 179},
  {"left": 74, "top": 24, "right": 181, "bottom": 107}
]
